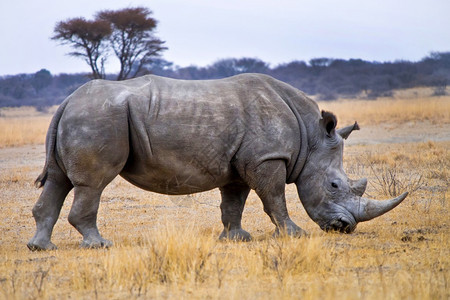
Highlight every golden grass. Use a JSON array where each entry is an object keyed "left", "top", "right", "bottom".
[
  {"left": 0, "top": 107, "right": 54, "bottom": 148},
  {"left": 0, "top": 92, "right": 449, "bottom": 299},
  {"left": 318, "top": 95, "right": 450, "bottom": 126},
  {"left": 0, "top": 117, "right": 51, "bottom": 148}
]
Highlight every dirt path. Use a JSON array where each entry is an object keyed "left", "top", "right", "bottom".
[
  {"left": 0, "top": 145, "right": 45, "bottom": 169},
  {"left": 345, "top": 121, "right": 450, "bottom": 145}
]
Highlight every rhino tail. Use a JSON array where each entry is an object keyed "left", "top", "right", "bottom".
[
  {"left": 35, "top": 172, "right": 48, "bottom": 189},
  {"left": 35, "top": 99, "right": 69, "bottom": 188}
]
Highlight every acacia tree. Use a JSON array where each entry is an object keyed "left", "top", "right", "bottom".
[
  {"left": 31, "top": 69, "right": 53, "bottom": 93},
  {"left": 97, "top": 7, "right": 166, "bottom": 80},
  {"left": 52, "top": 18, "right": 112, "bottom": 79},
  {"left": 52, "top": 7, "right": 166, "bottom": 80}
]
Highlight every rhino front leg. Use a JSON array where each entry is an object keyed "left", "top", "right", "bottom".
[
  {"left": 219, "top": 183, "right": 251, "bottom": 241},
  {"left": 249, "top": 160, "right": 307, "bottom": 238},
  {"left": 28, "top": 179, "right": 73, "bottom": 251},
  {"left": 68, "top": 186, "right": 112, "bottom": 249}
]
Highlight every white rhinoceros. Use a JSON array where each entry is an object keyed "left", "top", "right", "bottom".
[{"left": 28, "top": 74, "right": 407, "bottom": 250}]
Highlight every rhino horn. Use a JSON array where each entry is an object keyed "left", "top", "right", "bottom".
[
  {"left": 354, "top": 192, "right": 408, "bottom": 222},
  {"left": 337, "top": 122, "right": 360, "bottom": 139},
  {"left": 349, "top": 178, "right": 367, "bottom": 197}
]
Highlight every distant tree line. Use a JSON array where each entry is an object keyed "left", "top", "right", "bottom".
[
  {"left": 0, "top": 70, "right": 89, "bottom": 108},
  {"left": 0, "top": 52, "right": 448, "bottom": 108},
  {"left": 149, "top": 51, "right": 449, "bottom": 100}
]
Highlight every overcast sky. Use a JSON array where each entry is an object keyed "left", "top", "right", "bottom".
[{"left": 1, "top": 0, "right": 449, "bottom": 76}]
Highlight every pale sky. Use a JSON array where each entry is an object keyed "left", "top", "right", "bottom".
[{"left": 0, "top": 0, "right": 449, "bottom": 76}]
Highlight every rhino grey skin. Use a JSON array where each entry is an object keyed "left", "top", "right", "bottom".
[{"left": 28, "top": 74, "right": 407, "bottom": 250}]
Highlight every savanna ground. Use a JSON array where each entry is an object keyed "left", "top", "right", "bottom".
[{"left": 0, "top": 88, "right": 448, "bottom": 299}]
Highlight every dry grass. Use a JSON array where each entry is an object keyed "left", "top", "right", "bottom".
[
  {"left": 318, "top": 93, "right": 450, "bottom": 126},
  {"left": 0, "top": 92, "right": 449, "bottom": 299},
  {"left": 0, "top": 117, "right": 51, "bottom": 148},
  {"left": 0, "top": 107, "right": 55, "bottom": 148}
]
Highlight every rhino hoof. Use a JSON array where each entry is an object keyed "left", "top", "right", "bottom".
[
  {"left": 219, "top": 229, "right": 252, "bottom": 242},
  {"left": 81, "top": 238, "right": 113, "bottom": 249},
  {"left": 274, "top": 226, "right": 309, "bottom": 238},
  {"left": 27, "top": 241, "right": 57, "bottom": 252}
]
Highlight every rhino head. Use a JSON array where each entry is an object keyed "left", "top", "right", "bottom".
[{"left": 296, "top": 111, "right": 408, "bottom": 233}]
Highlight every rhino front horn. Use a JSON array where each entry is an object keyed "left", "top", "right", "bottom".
[{"left": 355, "top": 192, "right": 408, "bottom": 222}]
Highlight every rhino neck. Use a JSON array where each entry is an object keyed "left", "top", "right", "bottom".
[
  {"left": 282, "top": 94, "right": 317, "bottom": 183},
  {"left": 286, "top": 114, "right": 308, "bottom": 183},
  {"left": 271, "top": 79, "right": 320, "bottom": 183}
]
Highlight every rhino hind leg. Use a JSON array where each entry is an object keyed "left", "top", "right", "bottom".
[
  {"left": 28, "top": 173, "right": 73, "bottom": 251},
  {"left": 218, "top": 183, "right": 252, "bottom": 241},
  {"left": 247, "top": 160, "right": 307, "bottom": 238},
  {"left": 66, "top": 155, "right": 126, "bottom": 249},
  {"left": 68, "top": 186, "right": 113, "bottom": 249}
]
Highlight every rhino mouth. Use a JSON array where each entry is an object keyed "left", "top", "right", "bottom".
[{"left": 322, "top": 217, "right": 356, "bottom": 234}]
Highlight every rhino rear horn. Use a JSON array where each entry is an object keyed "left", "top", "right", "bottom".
[
  {"left": 337, "top": 122, "right": 360, "bottom": 139},
  {"left": 349, "top": 178, "right": 367, "bottom": 197}
]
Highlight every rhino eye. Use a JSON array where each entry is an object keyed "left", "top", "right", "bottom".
[{"left": 331, "top": 182, "right": 339, "bottom": 189}]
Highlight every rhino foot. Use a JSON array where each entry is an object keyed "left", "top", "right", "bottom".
[
  {"left": 27, "top": 240, "right": 57, "bottom": 251},
  {"left": 219, "top": 228, "right": 252, "bottom": 242},
  {"left": 80, "top": 238, "right": 113, "bottom": 249},
  {"left": 274, "top": 221, "right": 309, "bottom": 238}
]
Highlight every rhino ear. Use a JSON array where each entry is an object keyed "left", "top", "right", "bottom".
[
  {"left": 337, "top": 122, "right": 360, "bottom": 140},
  {"left": 320, "top": 110, "right": 337, "bottom": 135}
]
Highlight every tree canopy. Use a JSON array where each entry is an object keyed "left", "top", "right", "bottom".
[
  {"left": 52, "top": 18, "right": 112, "bottom": 79},
  {"left": 52, "top": 7, "right": 166, "bottom": 80}
]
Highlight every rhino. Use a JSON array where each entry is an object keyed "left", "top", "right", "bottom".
[{"left": 27, "top": 73, "right": 407, "bottom": 251}]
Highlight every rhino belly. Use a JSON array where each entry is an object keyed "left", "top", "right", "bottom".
[{"left": 120, "top": 153, "right": 235, "bottom": 195}]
